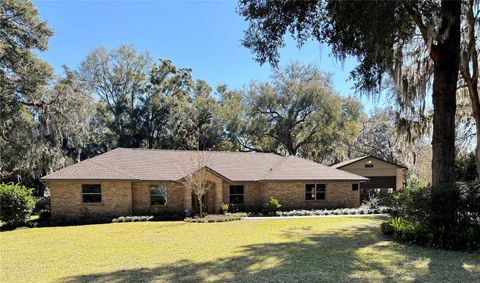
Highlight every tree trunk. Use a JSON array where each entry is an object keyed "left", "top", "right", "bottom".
[
  {"left": 198, "top": 195, "right": 203, "bottom": 218},
  {"left": 429, "top": 0, "right": 461, "bottom": 186},
  {"left": 471, "top": 88, "right": 480, "bottom": 178},
  {"left": 465, "top": 67, "right": 480, "bottom": 179},
  {"left": 461, "top": 0, "right": 480, "bottom": 180},
  {"left": 476, "top": 128, "right": 480, "bottom": 180}
]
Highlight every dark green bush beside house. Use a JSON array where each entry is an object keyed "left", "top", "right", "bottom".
[
  {"left": 262, "top": 197, "right": 282, "bottom": 216},
  {"left": 383, "top": 181, "right": 480, "bottom": 250},
  {"left": 0, "top": 183, "right": 36, "bottom": 226}
]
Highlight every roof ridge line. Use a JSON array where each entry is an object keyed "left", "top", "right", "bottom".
[
  {"left": 122, "top": 148, "right": 277, "bottom": 155},
  {"left": 87, "top": 159, "right": 138, "bottom": 180}
]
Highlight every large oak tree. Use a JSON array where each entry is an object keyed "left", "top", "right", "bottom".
[{"left": 238, "top": 0, "right": 462, "bottom": 186}]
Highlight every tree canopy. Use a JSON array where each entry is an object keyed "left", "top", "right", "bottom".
[
  {"left": 241, "top": 62, "right": 363, "bottom": 163},
  {"left": 238, "top": 0, "right": 464, "bottom": 185},
  {"left": 3, "top": 0, "right": 473, "bottom": 194}
]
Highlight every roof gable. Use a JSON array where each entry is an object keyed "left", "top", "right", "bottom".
[{"left": 332, "top": 155, "right": 407, "bottom": 169}]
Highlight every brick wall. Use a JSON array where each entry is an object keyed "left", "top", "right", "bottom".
[
  {"left": 222, "top": 183, "right": 262, "bottom": 207},
  {"left": 48, "top": 179, "right": 360, "bottom": 218},
  {"left": 48, "top": 181, "right": 133, "bottom": 219},
  {"left": 222, "top": 181, "right": 360, "bottom": 209},
  {"left": 131, "top": 182, "right": 185, "bottom": 215}
]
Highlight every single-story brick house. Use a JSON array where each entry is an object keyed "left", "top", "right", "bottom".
[
  {"left": 332, "top": 155, "right": 407, "bottom": 199},
  {"left": 41, "top": 148, "right": 368, "bottom": 219}
]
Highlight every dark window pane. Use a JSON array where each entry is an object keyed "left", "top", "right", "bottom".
[
  {"left": 230, "top": 185, "right": 244, "bottom": 195},
  {"left": 316, "top": 184, "right": 325, "bottom": 200},
  {"left": 305, "top": 184, "right": 315, "bottom": 200},
  {"left": 316, "top": 192, "right": 325, "bottom": 200},
  {"left": 352, "top": 184, "right": 359, "bottom": 191},
  {"left": 316, "top": 184, "right": 325, "bottom": 191},
  {"left": 151, "top": 195, "right": 167, "bottom": 205},
  {"left": 305, "top": 192, "right": 315, "bottom": 200},
  {"left": 230, "top": 195, "right": 244, "bottom": 204},
  {"left": 305, "top": 184, "right": 315, "bottom": 192},
  {"left": 83, "top": 194, "right": 101, "bottom": 203},
  {"left": 82, "top": 184, "right": 101, "bottom": 194},
  {"left": 150, "top": 185, "right": 167, "bottom": 205}
]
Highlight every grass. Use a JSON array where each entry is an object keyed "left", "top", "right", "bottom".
[{"left": 0, "top": 216, "right": 479, "bottom": 282}]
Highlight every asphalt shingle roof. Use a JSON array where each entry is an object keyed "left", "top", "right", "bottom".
[{"left": 42, "top": 148, "right": 368, "bottom": 182}]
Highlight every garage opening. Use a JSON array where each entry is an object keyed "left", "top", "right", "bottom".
[{"left": 360, "top": 176, "right": 396, "bottom": 203}]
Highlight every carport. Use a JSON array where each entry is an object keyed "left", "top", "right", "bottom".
[{"left": 332, "top": 155, "right": 407, "bottom": 202}]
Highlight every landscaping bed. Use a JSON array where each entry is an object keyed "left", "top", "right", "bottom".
[
  {"left": 185, "top": 213, "right": 246, "bottom": 223},
  {"left": 275, "top": 207, "right": 390, "bottom": 217}
]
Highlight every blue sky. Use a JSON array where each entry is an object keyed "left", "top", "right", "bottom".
[{"left": 34, "top": 0, "right": 385, "bottom": 112}]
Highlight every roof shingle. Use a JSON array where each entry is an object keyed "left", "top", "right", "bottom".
[{"left": 42, "top": 148, "right": 368, "bottom": 182}]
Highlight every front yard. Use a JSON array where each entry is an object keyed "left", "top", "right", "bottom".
[{"left": 1, "top": 216, "right": 479, "bottom": 282}]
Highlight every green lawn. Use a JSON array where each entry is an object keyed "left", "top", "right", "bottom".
[{"left": 1, "top": 216, "right": 479, "bottom": 282}]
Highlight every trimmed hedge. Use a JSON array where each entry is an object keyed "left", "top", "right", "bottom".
[{"left": 276, "top": 207, "right": 390, "bottom": 217}]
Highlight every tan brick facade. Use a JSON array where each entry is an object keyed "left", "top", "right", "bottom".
[
  {"left": 131, "top": 182, "right": 185, "bottom": 215},
  {"left": 221, "top": 181, "right": 360, "bottom": 209},
  {"left": 48, "top": 181, "right": 133, "bottom": 219},
  {"left": 258, "top": 181, "right": 360, "bottom": 209},
  {"left": 48, "top": 179, "right": 360, "bottom": 219}
]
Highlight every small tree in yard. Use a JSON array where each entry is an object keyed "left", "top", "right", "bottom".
[
  {"left": 179, "top": 151, "right": 213, "bottom": 217},
  {"left": 0, "top": 183, "right": 36, "bottom": 226}
]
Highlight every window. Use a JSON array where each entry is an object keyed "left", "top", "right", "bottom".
[
  {"left": 305, "top": 184, "right": 325, "bottom": 200},
  {"left": 316, "top": 184, "right": 325, "bottom": 200},
  {"left": 82, "top": 184, "right": 101, "bottom": 203},
  {"left": 352, "top": 184, "right": 359, "bottom": 191},
  {"left": 305, "top": 184, "right": 315, "bottom": 200},
  {"left": 230, "top": 185, "right": 244, "bottom": 204},
  {"left": 150, "top": 185, "right": 167, "bottom": 205}
]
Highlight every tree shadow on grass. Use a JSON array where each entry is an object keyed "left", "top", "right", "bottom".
[{"left": 59, "top": 224, "right": 480, "bottom": 283}]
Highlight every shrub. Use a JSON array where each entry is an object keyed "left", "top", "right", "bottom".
[
  {"left": 274, "top": 207, "right": 386, "bottom": 217},
  {"left": 34, "top": 196, "right": 50, "bottom": 214},
  {"left": 184, "top": 213, "right": 245, "bottom": 223},
  {"left": 262, "top": 197, "right": 282, "bottom": 215},
  {"left": 0, "top": 183, "right": 36, "bottom": 226},
  {"left": 220, "top": 203, "right": 229, "bottom": 214},
  {"left": 152, "top": 211, "right": 185, "bottom": 221},
  {"left": 112, "top": 216, "right": 154, "bottom": 223},
  {"left": 228, "top": 204, "right": 246, "bottom": 213},
  {"left": 362, "top": 194, "right": 381, "bottom": 209},
  {"left": 382, "top": 181, "right": 480, "bottom": 250},
  {"left": 245, "top": 204, "right": 263, "bottom": 214},
  {"left": 382, "top": 217, "right": 429, "bottom": 243}
]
